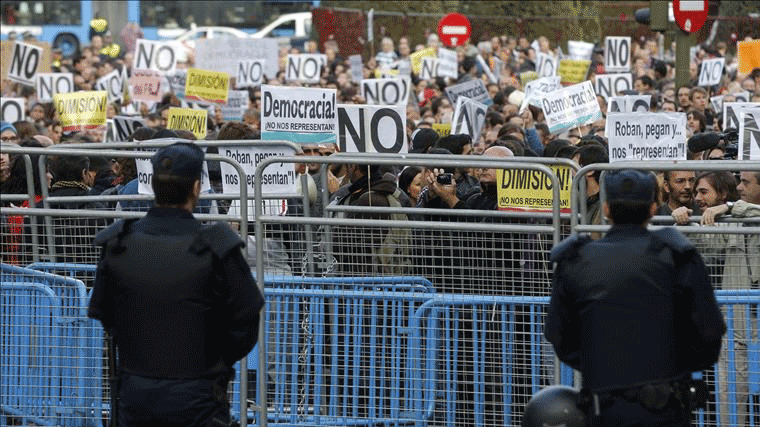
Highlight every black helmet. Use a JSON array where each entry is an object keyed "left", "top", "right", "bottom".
[{"left": 522, "top": 385, "right": 585, "bottom": 427}]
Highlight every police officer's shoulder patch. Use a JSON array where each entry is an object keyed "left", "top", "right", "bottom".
[
  {"left": 93, "top": 219, "right": 133, "bottom": 246},
  {"left": 650, "top": 227, "right": 695, "bottom": 255},
  {"left": 550, "top": 234, "right": 592, "bottom": 262},
  {"left": 200, "top": 222, "right": 244, "bottom": 259}
]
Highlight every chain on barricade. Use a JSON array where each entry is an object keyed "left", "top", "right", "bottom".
[{"left": 296, "top": 293, "right": 314, "bottom": 421}]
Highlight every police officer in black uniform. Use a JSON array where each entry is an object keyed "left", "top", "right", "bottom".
[
  {"left": 544, "top": 169, "right": 725, "bottom": 427},
  {"left": 88, "top": 142, "right": 264, "bottom": 426}
]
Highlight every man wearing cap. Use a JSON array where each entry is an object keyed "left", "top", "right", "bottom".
[
  {"left": 88, "top": 142, "right": 264, "bottom": 426},
  {"left": 545, "top": 169, "right": 725, "bottom": 426}
]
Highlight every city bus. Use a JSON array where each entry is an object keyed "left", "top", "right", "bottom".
[{"left": 0, "top": 0, "right": 317, "bottom": 57}]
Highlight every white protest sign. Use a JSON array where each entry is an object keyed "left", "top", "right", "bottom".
[
  {"left": 738, "top": 110, "right": 760, "bottom": 160},
  {"left": 195, "top": 39, "right": 279, "bottom": 80},
  {"left": 595, "top": 73, "right": 632, "bottom": 100},
  {"left": 0, "top": 97, "right": 25, "bottom": 122},
  {"left": 734, "top": 91, "right": 751, "bottom": 103},
  {"left": 541, "top": 80, "right": 602, "bottom": 134},
  {"left": 95, "top": 69, "right": 125, "bottom": 103},
  {"left": 337, "top": 104, "right": 407, "bottom": 153},
  {"left": 135, "top": 147, "right": 212, "bottom": 195},
  {"left": 451, "top": 96, "right": 488, "bottom": 143},
  {"left": 36, "top": 73, "right": 74, "bottom": 102},
  {"left": 104, "top": 119, "right": 116, "bottom": 143},
  {"left": 420, "top": 58, "right": 439, "bottom": 80},
  {"left": 103, "top": 116, "right": 146, "bottom": 142},
  {"left": 709, "top": 95, "right": 724, "bottom": 114},
  {"left": 444, "top": 79, "right": 492, "bottom": 106},
  {"left": 221, "top": 90, "right": 249, "bottom": 121},
  {"left": 166, "top": 69, "right": 186, "bottom": 99},
  {"left": 520, "top": 76, "right": 562, "bottom": 113},
  {"left": 476, "top": 54, "right": 498, "bottom": 84},
  {"left": 361, "top": 78, "right": 411, "bottom": 106},
  {"left": 219, "top": 145, "right": 297, "bottom": 198},
  {"left": 7, "top": 41, "right": 42, "bottom": 86},
  {"left": 349, "top": 54, "right": 363, "bottom": 83},
  {"left": 397, "top": 60, "right": 412, "bottom": 76},
  {"left": 133, "top": 39, "right": 177, "bottom": 74},
  {"left": 698, "top": 58, "right": 725, "bottom": 87},
  {"left": 607, "top": 95, "right": 651, "bottom": 113},
  {"left": 236, "top": 59, "right": 265, "bottom": 89},
  {"left": 437, "top": 48, "right": 458, "bottom": 79},
  {"left": 724, "top": 102, "right": 760, "bottom": 130},
  {"left": 604, "top": 37, "right": 631, "bottom": 73},
  {"left": 536, "top": 52, "right": 557, "bottom": 77},
  {"left": 605, "top": 112, "right": 687, "bottom": 162},
  {"left": 493, "top": 57, "right": 504, "bottom": 83},
  {"left": 130, "top": 69, "right": 163, "bottom": 102},
  {"left": 261, "top": 85, "right": 337, "bottom": 144},
  {"left": 286, "top": 54, "right": 327, "bottom": 84},
  {"left": 567, "top": 40, "right": 595, "bottom": 60}
]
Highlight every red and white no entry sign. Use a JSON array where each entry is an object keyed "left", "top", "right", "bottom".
[
  {"left": 437, "top": 13, "right": 471, "bottom": 47},
  {"left": 673, "top": 0, "right": 708, "bottom": 34}
]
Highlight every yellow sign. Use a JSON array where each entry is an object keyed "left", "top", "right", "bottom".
[
  {"left": 409, "top": 47, "right": 437, "bottom": 75},
  {"left": 166, "top": 107, "right": 208, "bottom": 140},
  {"left": 520, "top": 71, "right": 538, "bottom": 86},
  {"left": 557, "top": 60, "right": 591, "bottom": 84},
  {"left": 497, "top": 165, "right": 573, "bottom": 213},
  {"left": 432, "top": 123, "right": 451, "bottom": 137},
  {"left": 184, "top": 68, "right": 230, "bottom": 104},
  {"left": 53, "top": 91, "right": 107, "bottom": 131},
  {"left": 738, "top": 39, "right": 760, "bottom": 75}
]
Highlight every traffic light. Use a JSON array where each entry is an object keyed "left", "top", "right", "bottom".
[{"left": 635, "top": 1, "right": 669, "bottom": 32}]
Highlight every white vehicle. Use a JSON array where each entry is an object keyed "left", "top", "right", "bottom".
[
  {"left": 250, "top": 12, "right": 311, "bottom": 47},
  {"left": 161, "top": 26, "right": 251, "bottom": 62}
]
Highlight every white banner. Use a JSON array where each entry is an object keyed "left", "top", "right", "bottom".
[
  {"left": 236, "top": 59, "right": 265, "bottom": 89},
  {"left": 361, "top": 77, "right": 411, "bottom": 106},
  {"left": 95, "top": 69, "right": 124, "bottom": 103},
  {"left": 110, "top": 116, "right": 146, "bottom": 142},
  {"left": 420, "top": 58, "right": 439, "bottom": 80},
  {"left": 0, "top": 97, "right": 25, "bottom": 122},
  {"left": 221, "top": 90, "right": 249, "bottom": 121},
  {"left": 136, "top": 147, "right": 211, "bottom": 195},
  {"left": 133, "top": 39, "right": 177, "bottom": 74},
  {"left": 218, "top": 145, "right": 297, "bottom": 199},
  {"left": 724, "top": 102, "right": 760, "bottom": 130},
  {"left": 36, "top": 73, "right": 74, "bottom": 102},
  {"left": 605, "top": 112, "right": 687, "bottom": 162},
  {"left": 195, "top": 38, "right": 279, "bottom": 80},
  {"left": 7, "top": 41, "right": 42, "bottom": 86},
  {"left": 520, "top": 76, "right": 561, "bottom": 113},
  {"left": 286, "top": 54, "right": 327, "bottom": 84},
  {"left": 261, "top": 85, "right": 337, "bottom": 144},
  {"left": 337, "top": 104, "right": 407, "bottom": 153},
  {"left": 476, "top": 54, "right": 497, "bottom": 84},
  {"left": 438, "top": 48, "right": 458, "bottom": 79},
  {"left": 166, "top": 69, "right": 187, "bottom": 99},
  {"left": 604, "top": 37, "right": 631, "bottom": 73},
  {"left": 595, "top": 73, "right": 632, "bottom": 100},
  {"left": 541, "top": 80, "right": 602, "bottom": 134},
  {"left": 444, "top": 79, "right": 492, "bottom": 106},
  {"left": 536, "top": 52, "right": 557, "bottom": 77},
  {"left": 567, "top": 40, "right": 595, "bottom": 60},
  {"left": 349, "top": 54, "right": 363, "bottom": 83},
  {"left": 451, "top": 96, "right": 488, "bottom": 143},
  {"left": 608, "top": 95, "right": 651, "bottom": 113},
  {"left": 709, "top": 95, "right": 724, "bottom": 114},
  {"left": 738, "top": 109, "right": 760, "bottom": 160},
  {"left": 734, "top": 91, "right": 751, "bottom": 103},
  {"left": 698, "top": 58, "right": 725, "bottom": 87}
]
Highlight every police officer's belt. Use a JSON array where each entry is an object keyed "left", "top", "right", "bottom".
[{"left": 579, "top": 377, "right": 705, "bottom": 414}]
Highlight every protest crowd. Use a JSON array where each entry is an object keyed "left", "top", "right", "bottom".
[{"left": 1, "top": 11, "right": 760, "bottom": 427}]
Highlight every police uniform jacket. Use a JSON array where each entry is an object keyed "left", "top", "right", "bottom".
[
  {"left": 545, "top": 225, "right": 725, "bottom": 392},
  {"left": 88, "top": 207, "right": 264, "bottom": 379}
]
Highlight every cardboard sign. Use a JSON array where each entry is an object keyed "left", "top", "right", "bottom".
[
  {"left": 567, "top": 40, "right": 595, "bottom": 60},
  {"left": 698, "top": 58, "right": 725, "bottom": 87},
  {"left": 608, "top": 95, "right": 651, "bottom": 113},
  {"left": 221, "top": 90, "right": 249, "bottom": 121},
  {"left": 0, "top": 97, "right": 25, "bottom": 122},
  {"left": 218, "top": 145, "right": 297, "bottom": 199},
  {"left": 437, "top": 48, "right": 458, "bottom": 79},
  {"left": 420, "top": 58, "right": 439, "bottom": 80},
  {"left": 7, "top": 41, "right": 43, "bottom": 86},
  {"left": 738, "top": 109, "right": 760, "bottom": 160},
  {"left": 286, "top": 54, "right": 327, "bottom": 84},
  {"left": 130, "top": 69, "right": 163, "bottom": 102},
  {"left": 95, "top": 69, "right": 125, "bottom": 103},
  {"left": 136, "top": 148, "right": 211, "bottom": 195},
  {"left": 133, "top": 39, "right": 177, "bottom": 74},
  {"left": 166, "top": 107, "right": 208, "bottom": 140},
  {"left": 261, "top": 85, "right": 337, "bottom": 144},
  {"left": 337, "top": 104, "right": 407, "bottom": 153},
  {"left": 444, "top": 79, "right": 492, "bottom": 106},
  {"left": 724, "top": 102, "right": 760, "bottom": 131},
  {"left": 106, "top": 116, "right": 146, "bottom": 142},
  {"left": 595, "top": 73, "right": 633, "bottom": 100},
  {"left": 410, "top": 47, "right": 437, "bottom": 75},
  {"left": 185, "top": 68, "right": 230, "bottom": 104},
  {"left": 451, "top": 96, "right": 487, "bottom": 143},
  {"left": 557, "top": 59, "right": 591, "bottom": 84},
  {"left": 605, "top": 112, "right": 687, "bottom": 162},
  {"left": 604, "top": 37, "right": 631, "bottom": 73},
  {"left": 349, "top": 54, "right": 363, "bottom": 83},
  {"left": 520, "top": 76, "right": 562, "bottom": 113},
  {"left": 497, "top": 165, "right": 572, "bottom": 213},
  {"left": 738, "top": 39, "right": 760, "bottom": 75},
  {"left": 236, "top": 59, "right": 265, "bottom": 89},
  {"left": 542, "top": 81, "right": 602, "bottom": 134},
  {"left": 536, "top": 52, "right": 557, "bottom": 77},
  {"left": 54, "top": 91, "right": 108, "bottom": 131},
  {"left": 36, "top": 73, "right": 74, "bottom": 102},
  {"left": 432, "top": 123, "right": 451, "bottom": 137},
  {"left": 361, "top": 78, "right": 411, "bottom": 106}
]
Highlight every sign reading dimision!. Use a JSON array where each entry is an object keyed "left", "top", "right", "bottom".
[
  {"left": 497, "top": 165, "right": 573, "bottom": 213},
  {"left": 261, "top": 85, "right": 337, "bottom": 144},
  {"left": 184, "top": 68, "right": 230, "bottom": 104},
  {"left": 166, "top": 107, "right": 208, "bottom": 140},
  {"left": 53, "top": 91, "right": 108, "bottom": 131}
]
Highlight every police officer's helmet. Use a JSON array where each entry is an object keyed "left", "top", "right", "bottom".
[{"left": 522, "top": 385, "right": 585, "bottom": 427}]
